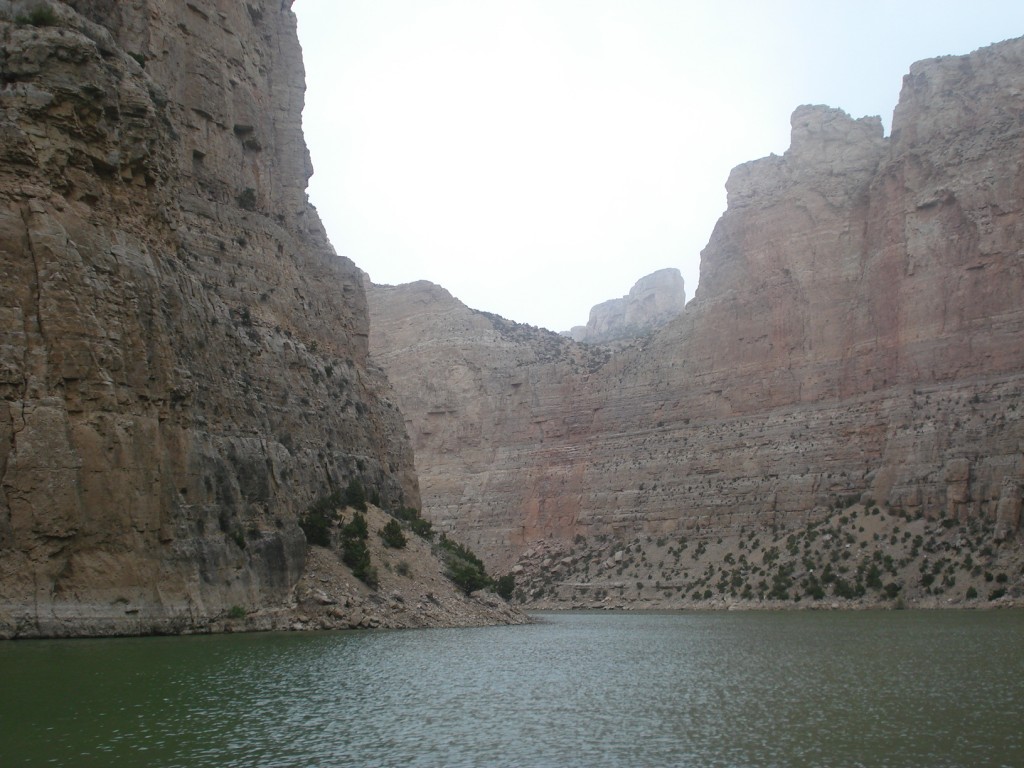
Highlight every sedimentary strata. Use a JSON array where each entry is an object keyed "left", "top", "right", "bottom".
[
  {"left": 369, "top": 37, "right": 1024, "bottom": 606},
  {"left": 0, "top": 1, "right": 522, "bottom": 637}
]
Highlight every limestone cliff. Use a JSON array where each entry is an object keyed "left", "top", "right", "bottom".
[
  {"left": 0, "top": 0, "right": 433, "bottom": 637},
  {"left": 369, "top": 37, "right": 1024, "bottom": 605},
  {"left": 566, "top": 268, "right": 686, "bottom": 344}
]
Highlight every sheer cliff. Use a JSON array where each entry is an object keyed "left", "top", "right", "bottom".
[
  {"left": 369, "top": 37, "right": 1024, "bottom": 603},
  {"left": 0, "top": 0, "right": 433, "bottom": 637}
]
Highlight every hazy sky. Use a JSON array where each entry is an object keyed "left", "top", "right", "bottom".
[{"left": 295, "top": 1, "right": 1024, "bottom": 332}]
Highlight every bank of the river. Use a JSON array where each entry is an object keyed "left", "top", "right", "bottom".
[
  {"left": 1, "top": 503, "right": 526, "bottom": 639},
  {"left": 508, "top": 502, "right": 1024, "bottom": 612}
]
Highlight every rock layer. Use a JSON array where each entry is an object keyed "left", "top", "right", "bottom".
[
  {"left": 0, "top": 0, "right": 429, "bottom": 637},
  {"left": 369, "top": 37, "right": 1024, "bottom": 583}
]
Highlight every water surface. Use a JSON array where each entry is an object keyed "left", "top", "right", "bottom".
[{"left": 1, "top": 610, "right": 1021, "bottom": 767}]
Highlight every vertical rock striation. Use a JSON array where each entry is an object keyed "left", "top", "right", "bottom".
[
  {"left": 370, "top": 37, "right": 1024, "bottom": 572},
  {"left": 0, "top": 0, "right": 419, "bottom": 637}
]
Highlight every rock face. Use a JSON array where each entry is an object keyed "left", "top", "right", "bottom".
[
  {"left": 0, "top": 0, "right": 432, "bottom": 637},
  {"left": 566, "top": 268, "right": 686, "bottom": 343},
  {"left": 369, "top": 37, "right": 1024, "bottom": 590}
]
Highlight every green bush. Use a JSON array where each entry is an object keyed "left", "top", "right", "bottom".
[
  {"left": 228, "top": 605, "right": 247, "bottom": 620},
  {"left": 341, "top": 536, "right": 374, "bottom": 585},
  {"left": 380, "top": 519, "right": 407, "bottom": 549},
  {"left": 494, "top": 573, "right": 515, "bottom": 600},
  {"left": 437, "top": 535, "right": 491, "bottom": 594},
  {"left": 397, "top": 506, "right": 434, "bottom": 539},
  {"left": 341, "top": 511, "right": 368, "bottom": 541},
  {"left": 299, "top": 491, "right": 343, "bottom": 547},
  {"left": 965, "top": 586, "right": 978, "bottom": 600},
  {"left": 344, "top": 478, "right": 368, "bottom": 512},
  {"left": 410, "top": 517, "right": 434, "bottom": 539},
  {"left": 339, "top": 511, "right": 376, "bottom": 586},
  {"left": 446, "top": 557, "right": 491, "bottom": 594},
  {"left": 236, "top": 187, "right": 257, "bottom": 210},
  {"left": 16, "top": 5, "right": 58, "bottom": 26}
]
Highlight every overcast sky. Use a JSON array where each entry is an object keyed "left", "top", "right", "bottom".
[{"left": 295, "top": 1, "right": 1024, "bottom": 332}]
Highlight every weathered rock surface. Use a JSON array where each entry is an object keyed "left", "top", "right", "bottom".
[
  {"left": 369, "top": 37, "right": 1024, "bottom": 606},
  {"left": 566, "top": 268, "right": 686, "bottom": 343},
  {"left": 0, "top": 0, "right": 520, "bottom": 638}
]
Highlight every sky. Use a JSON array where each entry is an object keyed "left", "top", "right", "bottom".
[{"left": 294, "top": 1, "right": 1024, "bottom": 333}]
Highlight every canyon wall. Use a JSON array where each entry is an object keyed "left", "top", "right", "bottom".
[
  {"left": 370, "top": 37, "right": 1024, "bottom": 573},
  {"left": 0, "top": 0, "right": 421, "bottom": 637},
  {"left": 566, "top": 267, "right": 686, "bottom": 343}
]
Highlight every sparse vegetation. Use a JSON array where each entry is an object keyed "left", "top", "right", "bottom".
[
  {"left": 16, "top": 5, "right": 59, "bottom": 26},
  {"left": 504, "top": 500, "right": 1021, "bottom": 609}
]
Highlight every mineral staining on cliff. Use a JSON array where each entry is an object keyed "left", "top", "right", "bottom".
[
  {"left": 369, "top": 37, "right": 1024, "bottom": 608},
  {"left": 0, "top": 1, "right": 521, "bottom": 638}
]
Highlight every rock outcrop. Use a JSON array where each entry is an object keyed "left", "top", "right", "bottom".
[
  {"left": 0, "top": 0, "right": 510, "bottom": 637},
  {"left": 566, "top": 268, "right": 686, "bottom": 343},
  {"left": 369, "top": 36, "right": 1024, "bottom": 605}
]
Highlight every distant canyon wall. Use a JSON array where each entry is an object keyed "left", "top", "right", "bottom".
[
  {"left": 566, "top": 267, "right": 686, "bottom": 343},
  {"left": 0, "top": 0, "right": 418, "bottom": 637},
  {"left": 370, "top": 37, "right": 1024, "bottom": 568}
]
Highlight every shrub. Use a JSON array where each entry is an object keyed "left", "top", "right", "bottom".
[
  {"left": 344, "top": 478, "right": 368, "bottom": 512},
  {"left": 16, "top": 5, "right": 58, "bottom": 26},
  {"left": 299, "top": 491, "right": 343, "bottom": 547},
  {"left": 965, "top": 586, "right": 978, "bottom": 600},
  {"left": 228, "top": 605, "right": 246, "bottom": 620},
  {"left": 341, "top": 536, "right": 374, "bottom": 585},
  {"left": 395, "top": 560, "right": 411, "bottom": 577},
  {"left": 341, "top": 511, "right": 368, "bottom": 541},
  {"left": 398, "top": 507, "right": 434, "bottom": 539},
  {"left": 495, "top": 573, "right": 515, "bottom": 600},
  {"left": 340, "top": 511, "right": 375, "bottom": 586},
  {"left": 410, "top": 517, "right": 434, "bottom": 539},
  {"left": 236, "top": 187, "right": 257, "bottom": 210},
  {"left": 437, "top": 535, "right": 491, "bottom": 594},
  {"left": 380, "top": 519, "right": 407, "bottom": 549}
]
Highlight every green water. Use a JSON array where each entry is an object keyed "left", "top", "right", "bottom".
[{"left": 1, "top": 610, "right": 1021, "bottom": 767}]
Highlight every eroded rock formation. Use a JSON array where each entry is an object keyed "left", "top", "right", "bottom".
[
  {"left": 369, "top": 37, "right": 1024, "bottom": 597},
  {"left": 0, "top": 0, "right": 434, "bottom": 637},
  {"left": 566, "top": 268, "right": 686, "bottom": 343}
]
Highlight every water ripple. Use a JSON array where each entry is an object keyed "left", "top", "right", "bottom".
[{"left": 1, "top": 611, "right": 1022, "bottom": 767}]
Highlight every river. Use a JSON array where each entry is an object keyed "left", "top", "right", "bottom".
[{"left": 1, "top": 610, "right": 1021, "bottom": 767}]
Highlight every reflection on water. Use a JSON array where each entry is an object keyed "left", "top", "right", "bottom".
[{"left": 1, "top": 610, "right": 1022, "bottom": 767}]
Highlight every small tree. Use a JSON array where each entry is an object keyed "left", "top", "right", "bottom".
[
  {"left": 437, "top": 535, "right": 492, "bottom": 594},
  {"left": 380, "top": 519, "right": 407, "bottom": 549},
  {"left": 341, "top": 511, "right": 368, "bottom": 540},
  {"left": 299, "top": 491, "right": 343, "bottom": 547},
  {"left": 495, "top": 573, "right": 515, "bottom": 601},
  {"left": 340, "top": 511, "right": 376, "bottom": 587},
  {"left": 344, "top": 478, "right": 368, "bottom": 511},
  {"left": 398, "top": 506, "right": 434, "bottom": 539}
]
